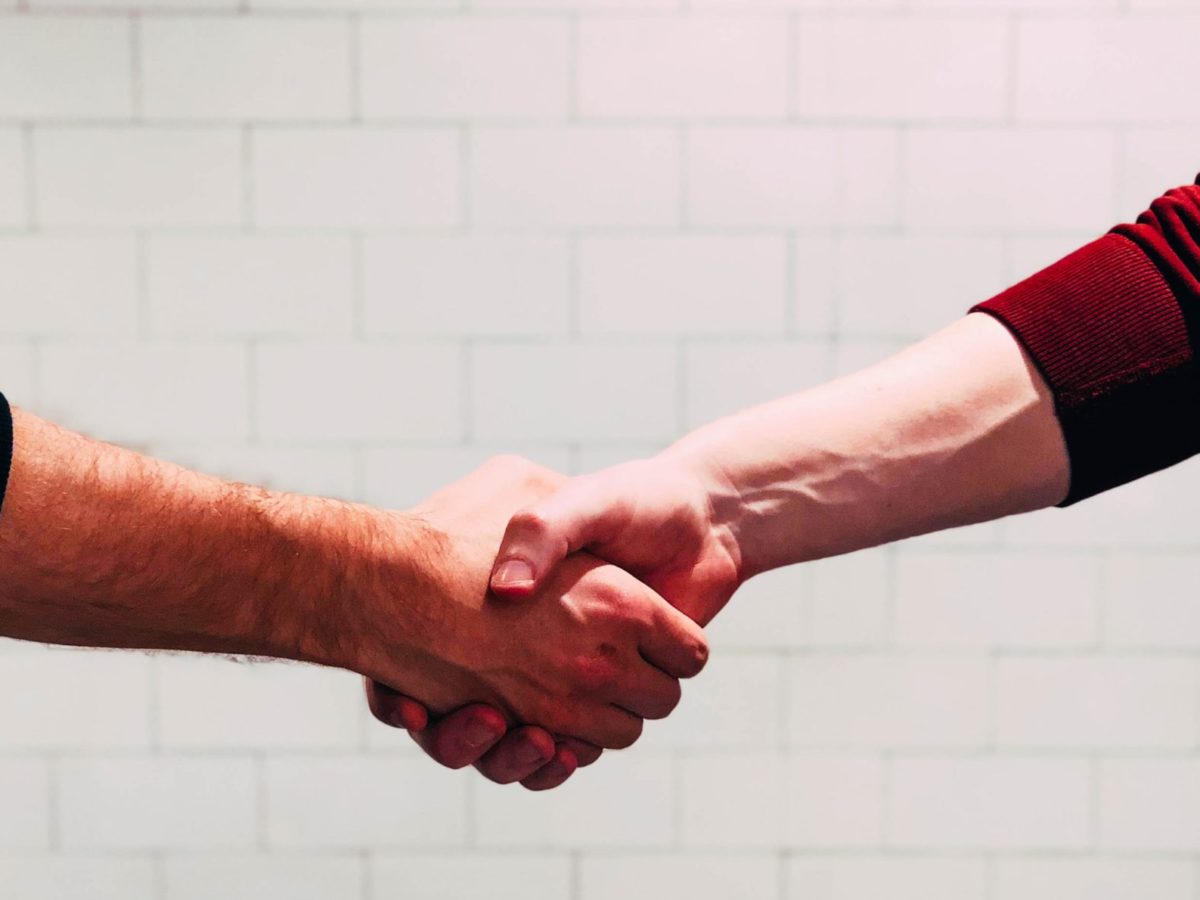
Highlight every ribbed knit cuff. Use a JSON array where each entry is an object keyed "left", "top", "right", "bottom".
[
  {"left": 0, "top": 392, "right": 12, "bottom": 518},
  {"left": 972, "top": 233, "right": 1200, "bottom": 505}
]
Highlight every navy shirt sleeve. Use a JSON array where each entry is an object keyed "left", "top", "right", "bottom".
[{"left": 0, "top": 393, "right": 12, "bottom": 516}]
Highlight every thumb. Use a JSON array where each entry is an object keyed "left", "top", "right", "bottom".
[{"left": 490, "top": 478, "right": 616, "bottom": 598}]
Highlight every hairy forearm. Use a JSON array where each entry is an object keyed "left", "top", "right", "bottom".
[
  {"left": 0, "top": 407, "right": 429, "bottom": 669},
  {"left": 666, "top": 314, "right": 1070, "bottom": 576}
]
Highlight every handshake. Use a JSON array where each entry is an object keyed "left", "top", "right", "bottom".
[
  {"left": 335, "top": 452, "right": 741, "bottom": 792},
  {"left": 1, "top": 314, "right": 1073, "bottom": 792}
]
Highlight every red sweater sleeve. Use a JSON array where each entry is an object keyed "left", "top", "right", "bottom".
[{"left": 972, "top": 181, "right": 1200, "bottom": 505}]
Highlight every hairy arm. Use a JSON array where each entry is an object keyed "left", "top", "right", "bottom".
[
  {"left": 1, "top": 409, "right": 705, "bottom": 757},
  {"left": 0, "top": 405, "right": 396, "bottom": 662}
]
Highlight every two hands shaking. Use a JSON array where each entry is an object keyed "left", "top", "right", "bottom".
[
  {"left": 351, "top": 312, "right": 1073, "bottom": 791},
  {"left": 0, "top": 314, "right": 1071, "bottom": 788},
  {"left": 363, "top": 450, "right": 746, "bottom": 792}
]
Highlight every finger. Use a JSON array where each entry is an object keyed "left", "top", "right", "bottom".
[
  {"left": 364, "top": 679, "right": 428, "bottom": 731},
  {"left": 561, "top": 704, "right": 645, "bottom": 750},
  {"left": 612, "top": 663, "right": 683, "bottom": 721},
  {"left": 557, "top": 738, "right": 602, "bottom": 768},
  {"left": 638, "top": 600, "right": 710, "bottom": 679},
  {"left": 490, "top": 478, "right": 622, "bottom": 598},
  {"left": 406, "top": 704, "right": 508, "bottom": 770},
  {"left": 474, "top": 726, "right": 558, "bottom": 785},
  {"left": 520, "top": 745, "right": 579, "bottom": 792}
]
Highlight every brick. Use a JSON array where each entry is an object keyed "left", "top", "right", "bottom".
[
  {"left": 1016, "top": 17, "right": 1200, "bottom": 124},
  {"left": 832, "top": 336, "right": 907, "bottom": 376},
  {"left": 360, "top": 445, "right": 572, "bottom": 512},
  {"left": 1118, "top": 128, "right": 1200, "bottom": 222},
  {"left": 703, "top": 564, "right": 805, "bottom": 650},
  {"left": 638, "top": 652, "right": 782, "bottom": 750},
  {"left": 1099, "top": 759, "right": 1200, "bottom": 850},
  {"left": 0, "top": 18, "right": 131, "bottom": 118},
  {"left": 803, "top": 550, "right": 892, "bottom": 646},
  {"left": 266, "top": 755, "right": 467, "bottom": 847},
  {"left": 151, "top": 444, "right": 358, "bottom": 501},
  {"left": 1007, "top": 234, "right": 1093, "bottom": 284},
  {"left": 0, "top": 857, "right": 156, "bottom": 900},
  {"left": 471, "top": 127, "right": 678, "bottom": 227},
  {"left": 1105, "top": 553, "right": 1200, "bottom": 648},
  {"left": 914, "top": 0, "right": 1116, "bottom": 6},
  {"left": 164, "top": 854, "right": 363, "bottom": 900},
  {"left": 0, "top": 341, "right": 37, "bottom": 405},
  {"left": 253, "top": 0, "right": 450, "bottom": 8},
  {"left": 578, "top": 16, "right": 787, "bottom": 118},
  {"left": 373, "top": 854, "right": 572, "bottom": 900},
  {"left": 689, "top": 127, "right": 900, "bottom": 227},
  {"left": 253, "top": 128, "right": 459, "bottom": 228},
  {"left": 683, "top": 340, "right": 831, "bottom": 429},
  {"left": 894, "top": 552, "right": 1098, "bottom": 648},
  {"left": 788, "top": 656, "right": 988, "bottom": 749},
  {"left": 837, "top": 235, "right": 1007, "bottom": 336},
  {"left": 142, "top": 19, "right": 350, "bottom": 120},
  {"left": 35, "top": 128, "right": 241, "bottom": 227},
  {"left": 33, "top": 0, "right": 233, "bottom": 7},
  {"left": 904, "top": 129, "right": 1116, "bottom": 230},
  {"left": 0, "top": 649, "right": 151, "bottom": 750},
  {"left": 147, "top": 236, "right": 353, "bottom": 337},
  {"left": 793, "top": 235, "right": 838, "bottom": 334},
  {"left": 59, "top": 757, "right": 256, "bottom": 849},
  {"left": 786, "top": 754, "right": 884, "bottom": 848},
  {"left": 681, "top": 753, "right": 785, "bottom": 847},
  {"left": 579, "top": 236, "right": 787, "bottom": 336},
  {"left": 796, "top": 17, "right": 1007, "bottom": 120},
  {"left": 787, "top": 856, "right": 987, "bottom": 900},
  {"left": 40, "top": 342, "right": 249, "bottom": 443},
  {"left": 995, "top": 657, "right": 1198, "bottom": 749},
  {"left": 888, "top": 757, "right": 1090, "bottom": 849},
  {"left": 682, "top": 754, "right": 883, "bottom": 848},
  {"left": 708, "top": 550, "right": 891, "bottom": 651},
  {"left": 364, "top": 236, "right": 569, "bottom": 338},
  {"left": 476, "top": 0, "right": 675, "bottom": 6},
  {"left": 157, "top": 656, "right": 361, "bottom": 750},
  {"left": 476, "top": 752, "right": 674, "bottom": 848},
  {"left": 0, "top": 127, "right": 22, "bottom": 226},
  {"left": 361, "top": 19, "right": 568, "bottom": 118},
  {"left": 581, "top": 854, "right": 780, "bottom": 900},
  {"left": 994, "top": 857, "right": 1194, "bottom": 900},
  {"left": 471, "top": 342, "right": 676, "bottom": 441},
  {"left": 256, "top": 342, "right": 461, "bottom": 442},
  {"left": 0, "top": 759, "right": 51, "bottom": 849},
  {"left": 0, "top": 236, "right": 139, "bottom": 337}
]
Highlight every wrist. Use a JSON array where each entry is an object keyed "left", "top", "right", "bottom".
[{"left": 236, "top": 490, "right": 421, "bottom": 674}]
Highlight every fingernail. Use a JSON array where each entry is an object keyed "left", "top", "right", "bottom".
[
  {"left": 494, "top": 558, "right": 535, "bottom": 587},
  {"left": 517, "top": 741, "right": 547, "bottom": 765},
  {"left": 465, "top": 717, "right": 499, "bottom": 749}
]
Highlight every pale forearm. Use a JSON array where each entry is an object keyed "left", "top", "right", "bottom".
[{"left": 666, "top": 314, "right": 1069, "bottom": 576}]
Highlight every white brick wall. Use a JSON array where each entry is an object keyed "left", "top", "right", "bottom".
[
  {"left": 0, "top": 18, "right": 131, "bottom": 119},
  {"left": 5, "top": 3, "right": 1200, "bottom": 897}
]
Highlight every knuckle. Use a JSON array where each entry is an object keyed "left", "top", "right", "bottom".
[
  {"left": 656, "top": 679, "right": 683, "bottom": 719},
  {"left": 609, "top": 716, "right": 644, "bottom": 750},
  {"left": 687, "top": 634, "right": 710, "bottom": 677},
  {"left": 572, "top": 651, "right": 621, "bottom": 694},
  {"left": 509, "top": 508, "right": 552, "bottom": 540}
]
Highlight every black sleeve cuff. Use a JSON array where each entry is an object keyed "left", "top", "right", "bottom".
[{"left": 0, "top": 393, "right": 13, "bottom": 518}]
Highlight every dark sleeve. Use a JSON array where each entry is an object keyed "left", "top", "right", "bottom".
[
  {"left": 0, "top": 392, "right": 11, "bottom": 516},
  {"left": 971, "top": 181, "right": 1200, "bottom": 505}
]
